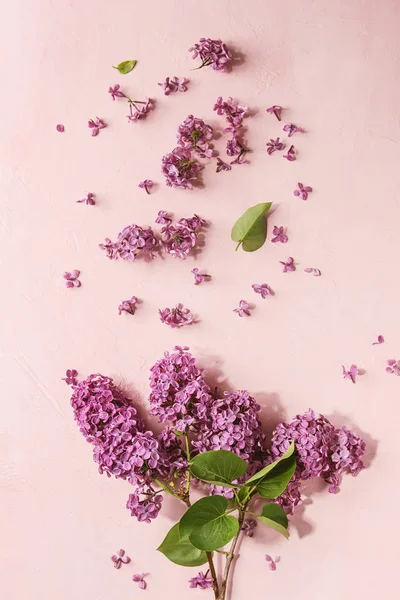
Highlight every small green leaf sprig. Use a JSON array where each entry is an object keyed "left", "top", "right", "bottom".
[
  {"left": 113, "top": 60, "right": 137, "bottom": 74},
  {"left": 231, "top": 202, "right": 272, "bottom": 251}
]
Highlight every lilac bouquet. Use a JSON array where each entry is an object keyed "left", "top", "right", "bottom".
[{"left": 67, "top": 346, "right": 365, "bottom": 599}]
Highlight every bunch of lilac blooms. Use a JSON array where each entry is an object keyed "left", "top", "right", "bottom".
[
  {"left": 161, "top": 146, "right": 202, "bottom": 189},
  {"left": 214, "top": 96, "right": 250, "bottom": 165},
  {"left": 159, "top": 304, "right": 194, "bottom": 329},
  {"left": 158, "top": 213, "right": 206, "bottom": 259},
  {"left": 270, "top": 409, "right": 366, "bottom": 513},
  {"left": 189, "top": 38, "right": 232, "bottom": 72},
  {"left": 108, "top": 84, "right": 153, "bottom": 122},
  {"left": 177, "top": 115, "right": 214, "bottom": 158},
  {"left": 99, "top": 223, "right": 158, "bottom": 261}
]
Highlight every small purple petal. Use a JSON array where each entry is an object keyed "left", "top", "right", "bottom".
[{"left": 56, "top": 124, "right": 65, "bottom": 132}]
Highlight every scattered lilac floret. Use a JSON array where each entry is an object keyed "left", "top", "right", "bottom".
[
  {"left": 216, "top": 157, "right": 231, "bottom": 172},
  {"left": 213, "top": 97, "right": 248, "bottom": 132},
  {"left": 108, "top": 84, "right": 125, "bottom": 100},
  {"left": 372, "top": 335, "right": 384, "bottom": 345},
  {"left": 189, "top": 571, "right": 214, "bottom": 589},
  {"left": 109, "top": 84, "right": 154, "bottom": 122},
  {"left": 189, "top": 38, "right": 232, "bottom": 72},
  {"left": 192, "top": 268, "right": 210, "bottom": 285},
  {"left": 304, "top": 268, "right": 321, "bottom": 276},
  {"left": 63, "top": 369, "right": 78, "bottom": 386},
  {"left": 77, "top": 192, "right": 95, "bottom": 206},
  {"left": 265, "top": 555, "right": 280, "bottom": 571},
  {"left": 283, "top": 145, "right": 296, "bottom": 161},
  {"left": 271, "top": 226, "right": 288, "bottom": 243},
  {"left": 63, "top": 270, "right": 81, "bottom": 288},
  {"left": 280, "top": 257, "right": 295, "bottom": 273},
  {"left": 111, "top": 549, "right": 131, "bottom": 569},
  {"left": 132, "top": 573, "right": 148, "bottom": 590},
  {"left": 242, "top": 519, "right": 257, "bottom": 537},
  {"left": 159, "top": 304, "right": 193, "bottom": 328},
  {"left": 266, "top": 105, "right": 282, "bottom": 121},
  {"left": 227, "top": 134, "right": 249, "bottom": 164},
  {"left": 118, "top": 296, "right": 137, "bottom": 315},
  {"left": 56, "top": 124, "right": 65, "bottom": 132},
  {"left": 283, "top": 123, "right": 304, "bottom": 137},
  {"left": 88, "top": 117, "right": 107, "bottom": 136},
  {"left": 252, "top": 283, "right": 271, "bottom": 298},
  {"left": 155, "top": 210, "right": 172, "bottom": 225},
  {"left": 294, "top": 182, "right": 312, "bottom": 200},
  {"left": 138, "top": 180, "right": 153, "bottom": 194},
  {"left": 266, "top": 137, "right": 285, "bottom": 155},
  {"left": 158, "top": 76, "right": 188, "bottom": 95},
  {"left": 342, "top": 364, "right": 358, "bottom": 384},
  {"left": 386, "top": 360, "right": 400, "bottom": 375},
  {"left": 234, "top": 299, "right": 251, "bottom": 317}
]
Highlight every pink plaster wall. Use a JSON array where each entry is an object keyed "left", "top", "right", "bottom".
[{"left": 1, "top": 1, "right": 400, "bottom": 598}]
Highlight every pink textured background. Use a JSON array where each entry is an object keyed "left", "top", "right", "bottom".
[{"left": 1, "top": 1, "right": 400, "bottom": 598}]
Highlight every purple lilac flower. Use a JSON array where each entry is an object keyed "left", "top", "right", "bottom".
[
  {"left": 88, "top": 117, "right": 107, "bottom": 136},
  {"left": 111, "top": 549, "right": 131, "bottom": 569},
  {"left": 242, "top": 518, "right": 257, "bottom": 537},
  {"left": 226, "top": 134, "right": 249, "bottom": 164},
  {"left": 155, "top": 210, "right": 172, "bottom": 225},
  {"left": 63, "top": 369, "right": 78, "bottom": 386},
  {"left": 192, "top": 268, "right": 210, "bottom": 285},
  {"left": 189, "top": 571, "right": 214, "bottom": 589},
  {"left": 372, "top": 335, "right": 384, "bottom": 345},
  {"left": 265, "top": 555, "right": 280, "bottom": 571},
  {"left": 280, "top": 257, "right": 295, "bottom": 273},
  {"left": 304, "top": 268, "right": 321, "bottom": 276},
  {"left": 294, "top": 182, "right": 312, "bottom": 200},
  {"left": 108, "top": 84, "right": 126, "bottom": 100},
  {"left": 158, "top": 76, "right": 188, "bottom": 95},
  {"left": 77, "top": 192, "right": 95, "bottom": 206},
  {"left": 132, "top": 573, "right": 148, "bottom": 590},
  {"left": 213, "top": 96, "right": 248, "bottom": 132},
  {"left": 118, "top": 296, "right": 137, "bottom": 315},
  {"left": 189, "top": 38, "right": 232, "bottom": 72},
  {"left": 266, "top": 137, "right": 285, "bottom": 155},
  {"left": 270, "top": 409, "right": 366, "bottom": 512},
  {"left": 342, "top": 364, "right": 358, "bottom": 384},
  {"left": 283, "top": 123, "right": 304, "bottom": 137},
  {"left": 63, "top": 270, "right": 81, "bottom": 288},
  {"left": 138, "top": 180, "right": 153, "bottom": 194},
  {"left": 99, "top": 224, "right": 158, "bottom": 261},
  {"left": 159, "top": 304, "right": 193, "bottom": 328},
  {"left": 126, "top": 487, "right": 163, "bottom": 523},
  {"left": 161, "top": 147, "right": 202, "bottom": 189},
  {"left": 160, "top": 214, "right": 205, "bottom": 259},
  {"left": 109, "top": 84, "right": 153, "bottom": 121},
  {"left": 56, "top": 124, "right": 65, "bottom": 132},
  {"left": 252, "top": 283, "right": 271, "bottom": 299},
  {"left": 177, "top": 115, "right": 214, "bottom": 158},
  {"left": 216, "top": 158, "right": 231, "bottom": 172},
  {"left": 266, "top": 105, "right": 282, "bottom": 121},
  {"left": 271, "top": 226, "right": 288, "bottom": 243},
  {"left": 386, "top": 360, "right": 400, "bottom": 375},
  {"left": 234, "top": 299, "right": 251, "bottom": 317},
  {"left": 283, "top": 145, "right": 296, "bottom": 161}
]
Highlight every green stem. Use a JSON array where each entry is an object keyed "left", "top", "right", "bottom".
[
  {"left": 184, "top": 432, "right": 191, "bottom": 493},
  {"left": 235, "top": 240, "right": 242, "bottom": 251},
  {"left": 218, "top": 509, "right": 245, "bottom": 600}
]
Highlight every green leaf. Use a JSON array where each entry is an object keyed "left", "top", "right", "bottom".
[
  {"left": 179, "top": 496, "right": 239, "bottom": 551},
  {"left": 244, "top": 442, "right": 295, "bottom": 485},
  {"left": 113, "top": 60, "right": 137, "bottom": 74},
  {"left": 257, "top": 503, "right": 289, "bottom": 539},
  {"left": 256, "top": 454, "right": 296, "bottom": 498},
  {"left": 190, "top": 450, "right": 248, "bottom": 487},
  {"left": 231, "top": 202, "right": 272, "bottom": 252},
  {"left": 157, "top": 524, "right": 208, "bottom": 567}
]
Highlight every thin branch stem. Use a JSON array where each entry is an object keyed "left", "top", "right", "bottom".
[{"left": 218, "top": 509, "right": 246, "bottom": 600}]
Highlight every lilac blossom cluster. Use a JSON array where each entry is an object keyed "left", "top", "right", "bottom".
[
  {"left": 158, "top": 212, "right": 206, "bottom": 259},
  {"left": 68, "top": 372, "right": 185, "bottom": 523},
  {"left": 177, "top": 115, "right": 214, "bottom": 158},
  {"left": 270, "top": 409, "right": 366, "bottom": 513},
  {"left": 189, "top": 38, "right": 232, "bottom": 72},
  {"left": 108, "top": 84, "right": 153, "bottom": 122},
  {"left": 214, "top": 96, "right": 249, "bottom": 164},
  {"left": 99, "top": 224, "right": 158, "bottom": 262}
]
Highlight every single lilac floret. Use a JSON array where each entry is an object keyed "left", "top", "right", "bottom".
[
  {"left": 189, "top": 571, "right": 214, "bottom": 589},
  {"left": 342, "top": 364, "right": 358, "bottom": 384},
  {"left": 283, "top": 123, "right": 304, "bottom": 137},
  {"left": 372, "top": 335, "right": 384, "bottom": 345},
  {"left": 294, "top": 182, "right": 312, "bottom": 200},
  {"left": 192, "top": 268, "right": 210, "bottom": 285},
  {"left": 132, "top": 573, "right": 148, "bottom": 589},
  {"left": 88, "top": 117, "right": 107, "bottom": 136},
  {"left": 266, "top": 138, "right": 285, "bottom": 155},
  {"left": 252, "top": 283, "right": 271, "bottom": 298},
  {"left": 234, "top": 300, "right": 251, "bottom": 317},
  {"left": 266, "top": 105, "right": 282, "bottom": 120},
  {"left": 63, "top": 369, "right": 78, "bottom": 386},
  {"left": 283, "top": 145, "right": 296, "bottom": 161},
  {"left": 271, "top": 226, "right": 288, "bottom": 243},
  {"left": 280, "top": 257, "right": 295, "bottom": 273},
  {"left": 386, "top": 359, "right": 400, "bottom": 375},
  {"left": 138, "top": 180, "right": 153, "bottom": 194},
  {"left": 63, "top": 270, "right": 81, "bottom": 288},
  {"left": 111, "top": 549, "right": 131, "bottom": 569},
  {"left": 265, "top": 555, "right": 280, "bottom": 571},
  {"left": 56, "top": 124, "right": 65, "bottom": 132},
  {"left": 118, "top": 296, "right": 137, "bottom": 315},
  {"left": 77, "top": 192, "right": 95, "bottom": 206}
]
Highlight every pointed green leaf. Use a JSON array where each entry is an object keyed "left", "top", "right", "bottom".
[
  {"left": 256, "top": 454, "right": 296, "bottom": 498},
  {"left": 157, "top": 523, "right": 208, "bottom": 567},
  {"left": 190, "top": 450, "right": 248, "bottom": 487},
  {"left": 231, "top": 202, "right": 272, "bottom": 252},
  {"left": 257, "top": 503, "right": 289, "bottom": 539},
  {"left": 179, "top": 496, "right": 239, "bottom": 551},
  {"left": 244, "top": 442, "right": 295, "bottom": 485},
  {"left": 113, "top": 60, "right": 137, "bottom": 74}
]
